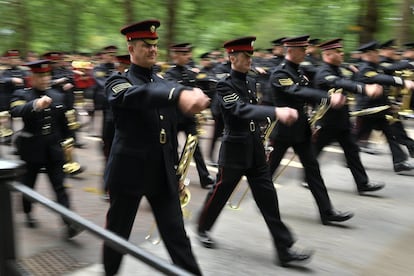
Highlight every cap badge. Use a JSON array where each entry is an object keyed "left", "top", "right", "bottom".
[{"left": 150, "top": 25, "right": 156, "bottom": 33}]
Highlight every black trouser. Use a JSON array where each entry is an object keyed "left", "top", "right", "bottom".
[
  {"left": 208, "top": 114, "right": 224, "bottom": 162},
  {"left": 103, "top": 191, "right": 202, "bottom": 276},
  {"left": 354, "top": 116, "right": 407, "bottom": 164},
  {"left": 22, "top": 161, "right": 70, "bottom": 221},
  {"left": 313, "top": 127, "right": 369, "bottom": 189},
  {"left": 268, "top": 139, "right": 333, "bottom": 217},
  {"left": 198, "top": 164, "right": 294, "bottom": 252},
  {"left": 390, "top": 121, "right": 414, "bottom": 150}
]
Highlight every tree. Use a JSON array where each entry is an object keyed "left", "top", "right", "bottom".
[{"left": 397, "top": 0, "right": 414, "bottom": 44}]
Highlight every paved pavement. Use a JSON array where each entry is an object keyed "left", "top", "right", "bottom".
[{"left": 5, "top": 113, "right": 414, "bottom": 276}]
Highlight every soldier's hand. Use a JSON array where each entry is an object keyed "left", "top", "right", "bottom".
[
  {"left": 63, "top": 83, "right": 74, "bottom": 91},
  {"left": 178, "top": 87, "right": 210, "bottom": 114},
  {"left": 11, "top": 77, "right": 24, "bottom": 85},
  {"left": 365, "top": 84, "right": 383, "bottom": 98},
  {"left": 329, "top": 93, "right": 346, "bottom": 109},
  {"left": 275, "top": 107, "right": 298, "bottom": 126},
  {"left": 35, "top": 95, "right": 52, "bottom": 110},
  {"left": 404, "top": 80, "right": 414, "bottom": 90}
]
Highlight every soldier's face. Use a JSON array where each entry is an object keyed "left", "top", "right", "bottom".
[
  {"left": 129, "top": 40, "right": 158, "bottom": 68},
  {"left": 32, "top": 73, "right": 51, "bottom": 91},
  {"left": 289, "top": 47, "right": 307, "bottom": 63},
  {"left": 230, "top": 52, "right": 252, "bottom": 73}
]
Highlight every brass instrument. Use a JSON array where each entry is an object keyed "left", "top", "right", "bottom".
[
  {"left": 145, "top": 132, "right": 199, "bottom": 244},
  {"left": 176, "top": 133, "right": 198, "bottom": 208},
  {"left": 0, "top": 111, "right": 13, "bottom": 138},
  {"left": 65, "top": 109, "right": 81, "bottom": 130},
  {"left": 61, "top": 138, "right": 83, "bottom": 175},
  {"left": 309, "top": 88, "right": 342, "bottom": 129},
  {"left": 349, "top": 105, "right": 390, "bottom": 117}
]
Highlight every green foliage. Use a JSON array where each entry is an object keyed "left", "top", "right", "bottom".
[{"left": 0, "top": 0, "right": 412, "bottom": 58}]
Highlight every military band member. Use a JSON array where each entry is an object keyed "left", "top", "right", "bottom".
[
  {"left": 164, "top": 43, "right": 215, "bottom": 189},
  {"left": 311, "top": 38, "right": 385, "bottom": 194},
  {"left": 1, "top": 50, "right": 30, "bottom": 137},
  {"left": 267, "top": 35, "right": 354, "bottom": 225},
  {"left": 197, "top": 36, "right": 313, "bottom": 267},
  {"left": 352, "top": 41, "right": 414, "bottom": 173},
  {"left": 102, "top": 19, "right": 209, "bottom": 276},
  {"left": 9, "top": 60, "right": 82, "bottom": 239}
]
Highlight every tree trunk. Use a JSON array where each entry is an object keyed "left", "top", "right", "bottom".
[
  {"left": 397, "top": 0, "right": 413, "bottom": 45},
  {"left": 358, "top": 0, "right": 378, "bottom": 44},
  {"left": 166, "top": 0, "right": 178, "bottom": 62},
  {"left": 13, "top": 0, "right": 31, "bottom": 55},
  {"left": 123, "top": 0, "right": 134, "bottom": 25}
]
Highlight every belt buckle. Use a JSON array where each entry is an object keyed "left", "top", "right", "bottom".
[
  {"left": 249, "top": 121, "right": 255, "bottom": 132},
  {"left": 160, "top": 129, "right": 166, "bottom": 144}
]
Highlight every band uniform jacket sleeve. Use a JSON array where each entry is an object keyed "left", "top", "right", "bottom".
[
  {"left": 216, "top": 70, "right": 276, "bottom": 169},
  {"left": 313, "top": 63, "right": 365, "bottom": 130},
  {"left": 268, "top": 61, "right": 330, "bottom": 142},
  {"left": 353, "top": 61, "right": 405, "bottom": 111},
  {"left": 9, "top": 87, "right": 70, "bottom": 164},
  {"left": 104, "top": 64, "right": 186, "bottom": 196}
]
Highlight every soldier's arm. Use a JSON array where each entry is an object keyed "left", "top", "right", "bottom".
[
  {"left": 217, "top": 79, "right": 277, "bottom": 121},
  {"left": 270, "top": 70, "right": 331, "bottom": 105}
]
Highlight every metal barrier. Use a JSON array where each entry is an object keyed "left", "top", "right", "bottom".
[{"left": 0, "top": 159, "right": 193, "bottom": 276}]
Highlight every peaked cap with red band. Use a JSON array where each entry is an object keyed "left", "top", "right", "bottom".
[
  {"left": 4, "top": 49, "right": 20, "bottom": 57},
  {"left": 282, "top": 35, "right": 310, "bottom": 47},
  {"left": 223, "top": 36, "right": 256, "bottom": 54},
  {"left": 170, "top": 43, "right": 193, "bottom": 52},
  {"left": 318, "top": 38, "right": 343, "bottom": 51},
  {"left": 24, "top": 60, "right": 52, "bottom": 73},
  {"left": 116, "top": 54, "right": 131, "bottom": 65},
  {"left": 42, "top": 51, "right": 63, "bottom": 61},
  {"left": 120, "top": 19, "right": 160, "bottom": 43}
]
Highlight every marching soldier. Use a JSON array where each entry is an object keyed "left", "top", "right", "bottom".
[
  {"left": 352, "top": 40, "right": 414, "bottom": 173},
  {"left": 1, "top": 50, "right": 30, "bottom": 138},
  {"left": 196, "top": 36, "right": 313, "bottom": 267},
  {"left": 9, "top": 59, "right": 83, "bottom": 239},
  {"left": 267, "top": 35, "right": 354, "bottom": 225},
  {"left": 164, "top": 43, "right": 215, "bottom": 189},
  {"left": 102, "top": 19, "right": 208, "bottom": 275},
  {"left": 311, "top": 38, "right": 385, "bottom": 194}
]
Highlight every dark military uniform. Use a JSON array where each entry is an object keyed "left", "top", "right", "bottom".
[
  {"left": 9, "top": 62, "right": 73, "bottom": 227},
  {"left": 197, "top": 37, "right": 313, "bottom": 266},
  {"left": 352, "top": 42, "right": 411, "bottom": 172},
  {"left": 312, "top": 38, "right": 384, "bottom": 193},
  {"left": 268, "top": 58, "right": 339, "bottom": 220},
  {"left": 102, "top": 20, "right": 201, "bottom": 276}
]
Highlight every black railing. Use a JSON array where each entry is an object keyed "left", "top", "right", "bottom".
[{"left": 0, "top": 159, "right": 193, "bottom": 276}]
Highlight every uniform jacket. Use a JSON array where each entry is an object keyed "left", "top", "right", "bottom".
[
  {"left": 313, "top": 62, "right": 366, "bottom": 130},
  {"left": 268, "top": 60, "right": 330, "bottom": 142},
  {"left": 9, "top": 87, "right": 70, "bottom": 163},
  {"left": 104, "top": 63, "right": 185, "bottom": 196},
  {"left": 93, "top": 62, "right": 116, "bottom": 110},
  {"left": 216, "top": 69, "right": 276, "bottom": 169},
  {"left": 353, "top": 60, "right": 405, "bottom": 111},
  {"left": 0, "top": 67, "right": 30, "bottom": 111}
]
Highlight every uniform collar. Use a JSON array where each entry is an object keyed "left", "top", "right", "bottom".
[
  {"left": 230, "top": 69, "right": 247, "bottom": 80},
  {"left": 130, "top": 63, "right": 153, "bottom": 77}
]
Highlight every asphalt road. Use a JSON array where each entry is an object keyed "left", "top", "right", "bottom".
[{"left": 6, "top": 112, "right": 414, "bottom": 276}]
